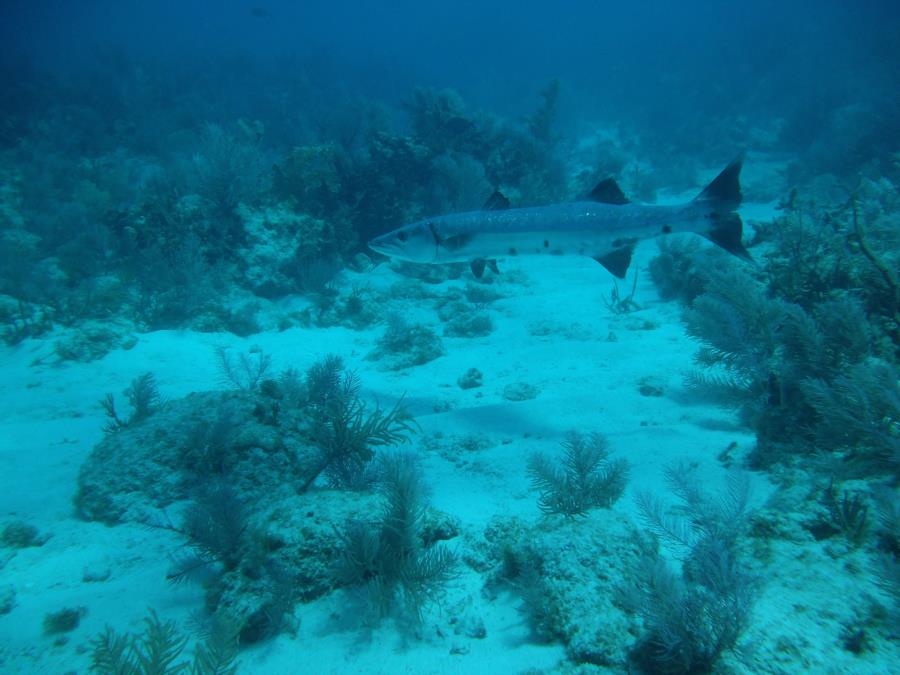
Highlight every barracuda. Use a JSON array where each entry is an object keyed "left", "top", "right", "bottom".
[{"left": 368, "top": 156, "right": 751, "bottom": 279}]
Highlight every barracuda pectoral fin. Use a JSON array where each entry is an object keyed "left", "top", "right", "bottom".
[
  {"left": 470, "top": 258, "right": 500, "bottom": 278},
  {"left": 593, "top": 243, "right": 635, "bottom": 279},
  {"left": 428, "top": 222, "right": 473, "bottom": 253},
  {"left": 588, "top": 178, "right": 630, "bottom": 205},
  {"left": 703, "top": 212, "right": 753, "bottom": 261},
  {"left": 482, "top": 189, "right": 510, "bottom": 210}
]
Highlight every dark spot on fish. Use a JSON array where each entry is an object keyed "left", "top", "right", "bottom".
[
  {"left": 578, "top": 247, "right": 585, "bottom": 255},
  {"left": 612, "top": 238, "right": 623, "bottom": 248},
  {"left": 508, "top": 247, "right": 518, "bottom": 256},
  {"left": 662, "top": 224, "right": 672, "bottom": 234},
  {"left": 397, "top": 231, "right": 408, "bottom": 242},
  {"left": 543, "top": 239, "right": 549, "bottom": 248}
]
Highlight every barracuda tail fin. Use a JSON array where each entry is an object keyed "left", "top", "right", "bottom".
[{"left": 694, "top": 155, "right": 752, "bottom": 261}]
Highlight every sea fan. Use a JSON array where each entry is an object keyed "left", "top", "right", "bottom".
[
  {"left": 527, "top": 432, "right": 629, "bottom": 518},
  {"left": 334, "top": 453, "right": 457, "bottom": 621}
]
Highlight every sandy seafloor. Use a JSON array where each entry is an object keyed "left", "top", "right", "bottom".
[{"left": 0, "top": 196, "right": 897, "bottom": 674}]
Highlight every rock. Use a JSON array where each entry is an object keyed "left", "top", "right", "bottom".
[
  {"left": 502, "top": 382, "right": 539, "bottom": 401},
  {"left": 457, "top": 368, "right": 483, "bottom": 389}
]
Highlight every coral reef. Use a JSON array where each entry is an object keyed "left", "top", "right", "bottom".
[
  {"left": 655, "top": 229, "right": 899, "bottom": 479},
  {"left": 74, "top": 353, "right": 435, "bottom": 643},
  {"left": 0, "top": 72, "right": 579, "bottom": 343},
  {"left": 3, "top": 18, "right": 899, "bottom": 672},
  {"left": 479, "top": 511, "right": 651, "bottom": 668},
  {"left": 368, "top": 312, "right": 445, "bottom": 370},
  {"left": 77, "top": 357, "right": 412, "bottom": 521}
]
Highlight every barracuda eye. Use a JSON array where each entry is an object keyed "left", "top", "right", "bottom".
[{"left": 397, "top": 231, "right": 408, "bottom": 242}]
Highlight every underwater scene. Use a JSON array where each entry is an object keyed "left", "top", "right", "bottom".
[{"left": 1, "top": 1, "right": 898, "bottom": 673}]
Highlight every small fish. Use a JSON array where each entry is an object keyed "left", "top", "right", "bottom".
[{"left": 369, "top": 156, "right": 750, "bottom": 279}]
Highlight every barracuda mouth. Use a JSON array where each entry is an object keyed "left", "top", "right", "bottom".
[
  {"left": 367, "top": 235, "right": 398, "bottom": 257},
  {"left": 368, "top": 227, "right": 431, "bottom": 262}
]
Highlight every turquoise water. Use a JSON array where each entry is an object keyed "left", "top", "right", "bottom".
[{"left": 0, "top": 2, "right": 897, "bottom": 673}]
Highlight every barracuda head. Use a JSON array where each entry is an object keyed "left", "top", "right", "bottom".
[{"left": 368, "top": 219, "right": 442, "bottom": 263}]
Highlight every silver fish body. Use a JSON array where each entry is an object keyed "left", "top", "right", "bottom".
[{"left": 368, "top": 157, "right": 749, "bottom": 278}]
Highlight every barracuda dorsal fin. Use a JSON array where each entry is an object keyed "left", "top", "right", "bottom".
[
  {"left": 694, "top": 155, "right": 744, "bottom": 210},
  {"left": 593, "top": 244, "right": 634, "bottom": 279},
  {"left": 588, "top": 178, "right": 629, "bottom": 205},
  {"left": 470, "top": 258, "right": 500, "bottom": 278},
  {"left": 483, "top": 190, "right": 510, "bottom": 210}
]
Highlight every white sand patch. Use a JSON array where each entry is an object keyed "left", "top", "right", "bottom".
[{"left": 0, "top": 225, "right": 795, "bottom": 674}]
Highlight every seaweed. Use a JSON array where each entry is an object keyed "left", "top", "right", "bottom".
[
  {"left": 527, "top": 432, "right": 629, "bottom": 518},
  {"left": 101, "top": 372, "right": 162, "bottom": 433},
  {"left": 654, "top": 175, "right": 897, "bottom": 476},
  {"left": 154, "top": 479, "right": 250, "bottom": 588},
  {"left": 89, "top": 608, "right": 238, "bottom": 675},
  {"left": 333, "top": 453, "right": 457, "bottom": 621},
  {"left": 91, "top": 609, "right": 188, "bottom": 674},
  {"left": 301, "top": 365, "right": 416, "bottom": 492},
  {"left": 603, "top": 270, "right": 641, "bottom": 315},
  {"left": 192, "top": 122, "right": 268, "bottom": 226},
  {"left": 822, "top": 481, "right": 870, "bottom": 547},
  {"left": 303, "top": 353, "right": 345, "bottom": 406},
  {"left": 763, "top": 186, "right": 900, "bottom": 352},
  {"left": 683, "top": 270, "right": 784, "bottom": 378},
  {"left": 271, "top": 143, "right": 346, "bottom": 219},
  {"left": 676, "top": 252, "right": 897, "bottom": 473},
  {"left": 761, "top": 203, "right": 860, "bottom": 310},
  {"left": 190, "top": 615, "right": 242, "bottom": 675},
  {"left": 800, "top": 360, "right": 900, "bottom": 477},
  {"left": 625, "top": 539, "right": 756, "bottom": 674},
  {"left": 180, "top": 404, "right": 240, "bottom": 476},
  {"left": 179, "top": 481, "right": 249, "bottom": 573},
  {"left": 627, "top": 465, "right": 757, "bottom": 674},
  {"left": 214, "top": 346, "right": 271, "bottom": 391},
  {"left": 635, "top": 463, "right": 751, "bottom": 553},
  {"left": 404, "top": 87, "right": 478, "bottom": 157},
  {"left": 125, "top": 373, "right": 163, "bottom": 423}
]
